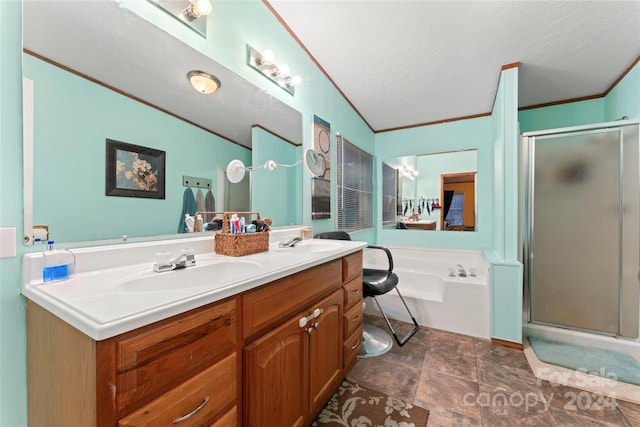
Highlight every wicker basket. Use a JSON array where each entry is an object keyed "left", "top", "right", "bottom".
[{"left": 214, "top": 212, "right": 270, "bottom": 257}]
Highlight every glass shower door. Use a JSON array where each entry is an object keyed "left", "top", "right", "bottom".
[{"left": 530, "top": 129, "right": 621, "bottom": 334}]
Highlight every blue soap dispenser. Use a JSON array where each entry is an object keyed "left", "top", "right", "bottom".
[{"left": 42, "top": 241, "right": 76, "bottom": 283}]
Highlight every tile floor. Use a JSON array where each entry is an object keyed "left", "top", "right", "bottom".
[{"left": 347, "top": 315, "right": 640, "bottom": 426}]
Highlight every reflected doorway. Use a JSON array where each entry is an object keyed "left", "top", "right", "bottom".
[{"left": 441, "top": 172, "right": 476, "bottom": 231}]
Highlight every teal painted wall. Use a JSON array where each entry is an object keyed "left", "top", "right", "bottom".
[
  {"left": 251, "top": 127, "right": 302, "bottom": 226},
  {"left": 518, "top": 98, "right": 605, "bottom": 133},
  {"left": 375, "top": 116, "right": 493, "bottom": 250},
  {"left": 0, "top": 2, "right": 28, "bottom": 425},
  {"left": 605, "top": 60, "right": 640, "bottom": 121},
  {"left": 490, "top": 67, "right": 523, "bottom": 343},
  {"left": 23, "top": 55, "right": 251, "bottom": 242}
]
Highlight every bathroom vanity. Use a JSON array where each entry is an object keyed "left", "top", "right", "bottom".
[{"left": 23, "top": 235, "right": 365, "bottom": 426}]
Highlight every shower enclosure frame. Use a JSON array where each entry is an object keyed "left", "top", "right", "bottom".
[{"left": 521, "top": 119, "right": 640, "bottom": 340}]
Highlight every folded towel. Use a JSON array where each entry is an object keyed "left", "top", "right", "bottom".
[
  {"left": 196, "top": 188, "right": 205, "bottom": 213},
  {"left": 178, "top": 188, "right": 196, "bottom": 233},
  {"left": 205, "top": 189, "right": 216, "bottom": 221}
]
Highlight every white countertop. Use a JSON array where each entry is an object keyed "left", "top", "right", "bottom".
[{"left": 22, "top": 234, "right": 366, "bottom": 341}]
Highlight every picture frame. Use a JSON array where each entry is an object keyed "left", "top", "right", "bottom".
[
  {"left": 105, "top": 139, "right": 166, "bottom": 199},
  {"left": 312, "top": 115, "right": 331, "bottom": 219}
]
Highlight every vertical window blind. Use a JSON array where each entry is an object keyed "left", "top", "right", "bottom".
[
  {"left": 336, "top": 135, "right": 373, "bottom": 232},
  {"left": 381, "top": 162, "right": 397, "bottom": 225}
]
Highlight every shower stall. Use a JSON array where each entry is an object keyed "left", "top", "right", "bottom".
[{"left": 522, "top": 121, "right": 640, "bottom": 342}]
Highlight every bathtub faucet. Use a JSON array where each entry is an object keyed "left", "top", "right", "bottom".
[{"left": 456, "top": 264, "right": 467, "bottom": 277}]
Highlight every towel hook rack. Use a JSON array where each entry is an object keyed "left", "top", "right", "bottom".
[{"left": 182, "top": 175, "right": 212, "bottom": 189}]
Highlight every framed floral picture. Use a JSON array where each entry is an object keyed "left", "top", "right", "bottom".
[{"left": 105, "top": 139, "right": 166, "bottom": 199}]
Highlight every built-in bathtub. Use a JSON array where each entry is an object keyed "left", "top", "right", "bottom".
[{"left": 362, "top": 246, "right": 490, "bottom": 338}]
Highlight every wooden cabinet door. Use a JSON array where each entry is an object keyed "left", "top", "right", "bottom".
[
  {"left": 243, "top": 313, "right": 308, "bottom": 427},
  {"left": 309, "top": 290, "right": 343, "bottom": 416}
]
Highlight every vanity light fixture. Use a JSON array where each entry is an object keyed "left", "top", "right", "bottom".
[
  {"left": 187, "top": 70, "right": 221, "bottom": 94},
  {"left": 226, "top": 149, "right": 324, "bottom": 183},
  {"left": 246, "top": 44, "right": 301, "bottom": 95},
  {"left": 182, "top": 0, "right": 212, "bottom": 22}
]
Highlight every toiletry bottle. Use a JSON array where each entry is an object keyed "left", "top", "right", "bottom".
[
  {"left": 42, "top": 241, "right": 76, "bottom": 283},
  {"left": 185, "top": 214, "right": 195, "bottom": 232},
  {"left": 196, "top": 214, "right": 204, "bottom": 232},
  {"left": 230, "top": 214, "right": 239, "bottom": 234}
]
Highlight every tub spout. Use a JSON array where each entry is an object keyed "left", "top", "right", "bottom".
[{"left": 456, "top": 264, "right": 467, "bottom": 277}]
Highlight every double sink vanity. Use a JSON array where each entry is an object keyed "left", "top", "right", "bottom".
[{"left": 22, "top": 232, "right": 366, "bottom": 426}]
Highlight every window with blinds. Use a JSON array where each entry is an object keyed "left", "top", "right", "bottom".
[
  {"left": 336, "top": 135, "right": 373, "bottom": 232},
  {"left": 382, "top": 162, "right": 398, "bottom": 226}
]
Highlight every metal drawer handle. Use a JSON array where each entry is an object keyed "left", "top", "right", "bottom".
[
  {"left": 351, "top": 289, "right": 360, "bottom": 296},
  {"left": 351, "top": 338, "right": 360, "bottom": 350},
  {"left": 351, "top": 315, "right": 360, "bottom": 322},
  {"left": 173, "top": 396, "right": 210, "bottom": 424}
]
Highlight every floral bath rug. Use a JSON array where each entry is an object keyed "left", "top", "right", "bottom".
[{"left": 311, "top": 379, "right": 429, "bottom": 427}]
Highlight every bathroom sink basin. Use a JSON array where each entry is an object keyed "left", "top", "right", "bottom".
[{"left": 113, "top": 259, "right": 263, "bottom": 292}]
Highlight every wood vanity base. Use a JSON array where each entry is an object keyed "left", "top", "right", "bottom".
[{"left": 26, "top": 251, "right": 363, "bottom": 427}]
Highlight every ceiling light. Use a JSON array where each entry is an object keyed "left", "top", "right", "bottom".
[
  {"left": 187, "top": 70, "right": 221, "bottom": 94},
  {"left": 182, "top": 0, "right": 212, "bottom": 22}
]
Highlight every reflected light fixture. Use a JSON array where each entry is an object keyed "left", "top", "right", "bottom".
[
  {"left": 401, "top": 165, "right": 419, "bottom": 180},
  {"left": 147, "top": 0, "right": 210, "bottom": 36},
  {"left": 187, "top": 70, "right": 221, "bottom": 94},
  {"left": 246, "top": 44, "right": 301, "bottom": 95},
  {"left": 226, "top": 149, "right": 324, "bottom": 183},
  {"left": 182, "top": 0, "right": 212, "bottom": 22}
]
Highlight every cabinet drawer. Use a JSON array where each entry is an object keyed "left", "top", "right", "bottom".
[
  {"left": 210, "top": 405, "right": 237, "bottom": 427},
  {"left": 119, "top": 352, "right": 237, "bottom": 427},
  {"left": 114, "top": 298, "right": 236, "bottom": 413},
  {"left": 242, "top": 259, "right": 341, "bottom": 341},
  {"left": 342, "top": 251, "right": 363, "bottom": 282},
  {"left": 343, "top": 277, "right": 363, "bottom": 311},
  {"left": 343, "top": 301, "right": 363, "bottom": 338},
  {"left": 343, "top": 327, "right": 362, "bottom": 367}
]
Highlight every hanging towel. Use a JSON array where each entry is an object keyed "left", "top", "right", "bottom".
[
  {"left": 205, "top": 189, "right": 216, "bottom": 221},
  {"left": 196, "top": 188, "right": 205, "bottom": 213},
  {"left": 178, "top": 188, "right": 197, "bottom": 233}
]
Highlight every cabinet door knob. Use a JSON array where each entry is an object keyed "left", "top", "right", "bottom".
[
  {"left": 173, "top": 396, "right": 210, "bottom": 424},
  {"left": 307, "top": 327, "right": 314, "bottom": 335},
  {"left": 299, "top": 316, "right": 308, "bottom": 328}
]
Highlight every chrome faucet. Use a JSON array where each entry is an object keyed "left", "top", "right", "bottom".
[
  {"left": 456, "top": 264, "right": 467, "bottom": 277},
  {"left": 278, "top": 236, "right": 303, "bottom": 248},
  {"left": 154, "top": 250, "right": 196, "bottom": 272}
]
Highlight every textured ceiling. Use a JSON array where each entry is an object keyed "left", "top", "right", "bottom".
[{"left": 268, "top": 1, "right": 640, "bottom": 131}]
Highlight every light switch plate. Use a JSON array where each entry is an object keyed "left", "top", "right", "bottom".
[{"left": 0, "top": 227, "right": 17, "bottom": 259}]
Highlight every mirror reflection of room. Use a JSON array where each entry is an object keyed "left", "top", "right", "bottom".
[{"left": 390, "top": 149, "right": 477, "bottom": 231}]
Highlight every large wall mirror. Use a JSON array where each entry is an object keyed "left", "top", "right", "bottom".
[
  {"left": 22, "top": 1, "right": 303, "bottom": 245},
  {"left": 383, "top": 150, "right": 478, "bottom": 231}
]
